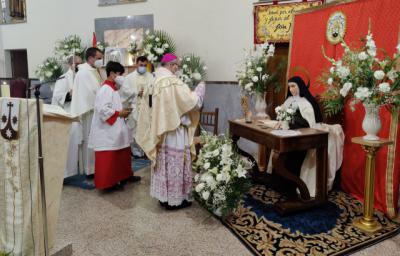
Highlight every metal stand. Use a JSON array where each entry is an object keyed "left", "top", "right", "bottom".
[{"left": 34, "top": 87, "right": 49, "bottom": 256}]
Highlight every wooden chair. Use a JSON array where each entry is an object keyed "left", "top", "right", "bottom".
[
  {"left": 194, "top": 108, "right": 219, "bottom": 156},
  {"left": 198, "top": 107, "right": 219, "bottom": 135}
]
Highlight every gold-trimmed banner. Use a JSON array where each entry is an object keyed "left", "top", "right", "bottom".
[{"left": 254, "top": 1, "right": 323, "bottom": 43}]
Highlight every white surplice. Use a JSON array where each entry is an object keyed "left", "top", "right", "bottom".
[
  {"left": 88, "top": 82, "right": 130, "bottom": 151},
  {"left": 120, "top": 70, "right": 154, "bottom": 156},
  {"left": 70, "top": 63, "right": 102, "bottom": 175},
  {"left": 51, "top": 68, "right": 74, "bottom": 112}
]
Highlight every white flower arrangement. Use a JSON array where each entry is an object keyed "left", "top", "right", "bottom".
[
  {"left": 321, "top": 27, "right": 400, "bottom": 116},
  {"left": 142, "top": 30, "right": 176, "bottom": 63},
  {"left": 35, "top": 57, "right": 63, "bottom": 82},
  {"left": 236, "top": 42, "right": 276, "bottom": 96},
  {"left": 275, "top": 105, "right": 297, "bottom": 123},
  {"left": 178, "top": 54, "right": 207, "bottom": 89},
  {"left": 54, "top": 35, "right": 85, "bottom": 60},
  {"left": 96, "top": 41, "right": 108, "bottom": 52},
  {"left": 193, "top": 132, "right": 252, "bottom": 218}
]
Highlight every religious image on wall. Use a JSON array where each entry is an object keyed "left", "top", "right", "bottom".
[
  {"left": 98, "top": 0, "right": 146, "bottom": 6},
  {"left": 254, "top": 0, "right": 322, "bottom": 43},
  {"left": 0, "top": 0, "right": 26, "bottom": 24},
  {"left": 104, "top": 28, "right": 144, "bottom": 49}
]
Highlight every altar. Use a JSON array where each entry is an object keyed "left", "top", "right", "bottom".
[{"left": 229, "top": 119, "right": 328, "bottom": 215}]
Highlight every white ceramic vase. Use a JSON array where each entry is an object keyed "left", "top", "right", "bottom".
[
  {"left": 281, "top": 120, "right": 290, "bottom": 130},
  {"left": 254, "top": 93, "right": 268, "bottom": 119},
  {"left": 362, "top": 102, "right": 381, "bottom": 141}
]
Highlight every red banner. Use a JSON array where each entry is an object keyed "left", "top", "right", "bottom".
[{"left": 288, "top": 0, "right": 400, "bottom": 217}]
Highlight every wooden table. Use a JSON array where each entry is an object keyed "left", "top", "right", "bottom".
[
  {"left": 351, "top": 137, "right": 393, "bottom": 233},
  {"left": 229, "top": 119, "right": 329, "bottom": 215}
]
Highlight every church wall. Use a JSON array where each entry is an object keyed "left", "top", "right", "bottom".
[{"left": 0, "top": 0, "right": 253, "bottom": 81}]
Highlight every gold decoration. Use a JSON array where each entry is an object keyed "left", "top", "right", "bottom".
[
  {"left": 254, "top": 1, "right": 322, "bottom": 43},
  {"left": 326, "top": 11, "right": 347, "bottom": 45}
]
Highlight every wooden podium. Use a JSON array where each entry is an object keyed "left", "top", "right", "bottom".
[{"left": 43, "top": 106, "right": 77, "bottom": 253}]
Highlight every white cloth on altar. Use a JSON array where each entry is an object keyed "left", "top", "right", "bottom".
[
  {"left": 89, "top": 83, "right": 130, "bottom": 151},
  {"left": 51, "top": 69, "right": 74, "bottom": 112},
  {"left": 0, "top": 98, "right": 45, "bottom": 255},
  {"left": 150, "top": 67, "right": 205, "bottom": 205},
  {"left": 120, "top": 70, "right": 154, "bottom": 156},
  {"left": 268, "top": 96, "right": 344, "bottom": 197}
]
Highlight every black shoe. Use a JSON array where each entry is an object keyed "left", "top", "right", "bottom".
[
  {"left": 125, "top": 176, "right": 141, "bottom": 183},
  {"left": 102, "top": 182, "right": 124, "bottom": 192},
  {"left": 159, "top": 201, "right": 168, "bottom": 207},
  {"left": 165, "top": 200, "right": 192, "bottom": 210}
]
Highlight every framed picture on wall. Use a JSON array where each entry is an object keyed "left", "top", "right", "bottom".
[{"left": 98, "top": 0, "right": 146, "bottom": 7}]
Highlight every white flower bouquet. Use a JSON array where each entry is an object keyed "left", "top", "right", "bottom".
[
  {"left": 321, "top": 28, "right": 400, "bottom": 116},
  {"left": 179, "top": 54, "right": 207, "bottom": 89},
  {"left": 275, "top": 105, "right": 296, "bottom": 123},
  {"left": 35, "top": 57, "right": 63, "bottom": 82},
  {"left": 236, "top": 42, "right": 276, "bottom": 96},
  {"left": 54, "top": 35, "right": 85, "bottom": 60},
  {"left": 193, "top": 132, "right": 252, "bottom": 218},
  {"left": 142, "top": 30, "right": 176, "bottom": 63},
  {"left": 96, "top": 41, "right": 108, "bottom": 52}
]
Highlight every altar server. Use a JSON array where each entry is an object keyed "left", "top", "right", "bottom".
[{"left": 89, "top": 61, "right": 136, "bottom": 190}]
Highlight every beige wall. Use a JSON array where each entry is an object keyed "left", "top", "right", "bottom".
[
  {"left": 0, "top": 0, "right": 254, "bottom": 81},
  {"left": 0, "top": 0, "right": 341, "bottom": 80}
]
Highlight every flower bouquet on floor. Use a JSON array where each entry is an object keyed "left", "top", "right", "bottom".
[
  {"left": 320, "top": 26, "right": 400, "bottom": 140},
  {"left": 54, "top": 35, "right": 85, "bottom": 60},
  {"left": 142, "top": 30, "right": 176, "bottom": 64},
  {"left": 193, "top": 132, "right": 252, "bottom": 218},
  {"left": 179, "top": 54, "right": 207, "bottom": 90},
  {"left": 35, "top": 57, "right": 63, "bottom": 82},
  {"left": 275, "top": 105, "right": 296, "bottom": 130}
]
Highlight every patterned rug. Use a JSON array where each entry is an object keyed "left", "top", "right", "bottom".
[
  {"left": 223, "top": 185, "right": 400, "bottom": 256},
  {"left": 63, "top": 158, "right": 151, "bottom": 190}
]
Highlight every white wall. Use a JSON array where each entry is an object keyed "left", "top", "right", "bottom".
[{"left": 0, "top": 0, "right": 254, "bottom": 81}]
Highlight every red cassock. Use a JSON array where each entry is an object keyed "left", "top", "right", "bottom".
[
  {"left": 288, "top": 0, "right": 400, "bottom": 217},
  {"left": 94, "top": 147, "right": 132, "bottom": 189}
]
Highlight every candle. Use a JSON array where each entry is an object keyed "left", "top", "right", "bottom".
[{"left": 1, "top": 81, "right": 10, "bottom": 97}]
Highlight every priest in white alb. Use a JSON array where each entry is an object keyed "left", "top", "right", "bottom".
[
  {"left": 52, "top": 54, "right": 84, "bottom": 178},
  {"left": 70, "top": 47, "right": 104, "bottom": 175},
  {"left": 120, "top": 55, "right": 154, "bottom": 158},
  {"left": 138, "top": 53, "right": 205, "bottom": 210}
]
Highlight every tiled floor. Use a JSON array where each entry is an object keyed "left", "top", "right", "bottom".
[{"left": 52, "top": 167, "right": 400, "bottom": 256}]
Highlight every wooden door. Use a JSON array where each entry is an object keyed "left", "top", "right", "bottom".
[{"left": 10, "top": 49, "right": 28, "bottom": 78}]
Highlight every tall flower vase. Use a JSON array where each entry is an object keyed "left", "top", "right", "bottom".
[
  {"left": 362, "top": 102, "right": 381, "bottom": 141},
  {"left": 254, "top": 93, "right": 269, "bottom": 119}
]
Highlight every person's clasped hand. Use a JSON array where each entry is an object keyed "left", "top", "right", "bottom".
[{"left": 119, "top": 108, "right": 132, "bottom": 118}]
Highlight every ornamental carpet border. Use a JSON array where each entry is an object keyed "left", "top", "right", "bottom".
[{"left": 223, "top": 185, "right": 400, "bottom": 256}]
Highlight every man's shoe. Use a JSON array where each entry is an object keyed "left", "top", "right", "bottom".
[{"left": 125, "top": 175, "right": 141, "bottom": 183}]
